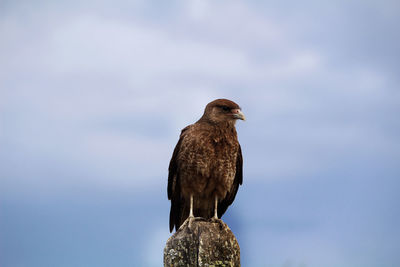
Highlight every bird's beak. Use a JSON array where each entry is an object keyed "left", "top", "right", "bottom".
[{"left": 232, "top": 109, "right": 246, "bottom": 121}]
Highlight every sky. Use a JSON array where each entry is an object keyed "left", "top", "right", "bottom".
[{"left": 1, "top": 0, "right": 400, "bottom": 266}]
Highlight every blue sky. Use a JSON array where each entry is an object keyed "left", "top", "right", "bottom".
[{"left": 1, "top": 1, "right": 399, "bottom": 266}]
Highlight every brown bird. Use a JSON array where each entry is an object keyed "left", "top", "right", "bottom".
[{"left": 168, "top": 99, "right": 245, "bottom": 232}]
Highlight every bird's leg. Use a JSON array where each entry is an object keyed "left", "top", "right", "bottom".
[
  {"left": 189, "top": 194, "right": 194, "bottom": 218},
  {"left": 212, "top": 195, "right": 218, "bottom": 220},
  {"left": 188, "top": 194, "right": 194, "bottom": 229}
]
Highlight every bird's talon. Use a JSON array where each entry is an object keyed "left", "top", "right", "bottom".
[
  {"left": 187, "top": 216, "right": 195, "bottom": 230},
  {"left": 210, "top": 217, "right": 220, "bottom": 223}
]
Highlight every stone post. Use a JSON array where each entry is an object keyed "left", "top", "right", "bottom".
[{"left": 164, "top": 218, "right": 240, "bottom": 267}]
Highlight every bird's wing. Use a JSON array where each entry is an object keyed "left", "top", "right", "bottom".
[
  {"left": 168, "top": 126, "right": 189, "bottom": 232},
  {"left": 218, "top": 144, "right": 243, "bottom": 218}
]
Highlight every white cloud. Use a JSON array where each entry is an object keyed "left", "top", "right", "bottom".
[{"left": 0, "top": 0, "right": 398, "bottom": 190}]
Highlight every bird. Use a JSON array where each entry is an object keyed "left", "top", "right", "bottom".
[{"left": 168, "top": 98, "right": 245, "bottom": 232}]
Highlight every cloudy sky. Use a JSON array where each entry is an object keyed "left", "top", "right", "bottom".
[{"left": 1, "top": 0, "right": 399, "bottom": 266}]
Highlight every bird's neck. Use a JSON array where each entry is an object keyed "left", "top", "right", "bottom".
[{"left": 198, "top": 120, "right": 237, "bottom": 137}]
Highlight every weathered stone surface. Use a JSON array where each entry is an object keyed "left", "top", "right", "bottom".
[{"left": 164, "top": 218, "right": 240, "bottom": 267}]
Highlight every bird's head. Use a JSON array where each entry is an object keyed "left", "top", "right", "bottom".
[{"left": 201, "top": 99, "right": 245, "bottom": 124}]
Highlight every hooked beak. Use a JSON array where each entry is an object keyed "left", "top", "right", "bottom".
[{"left": 232, "top": 109, "right": 246, "bottom": 121}]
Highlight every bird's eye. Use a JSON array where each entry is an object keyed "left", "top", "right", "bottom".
[{"left": 221, "top": 106, "right": 230, "bottom": 112}]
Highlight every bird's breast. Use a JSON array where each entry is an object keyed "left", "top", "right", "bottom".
[{"left": 178, "top": 130, "right": 238, "bottom": 198}]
